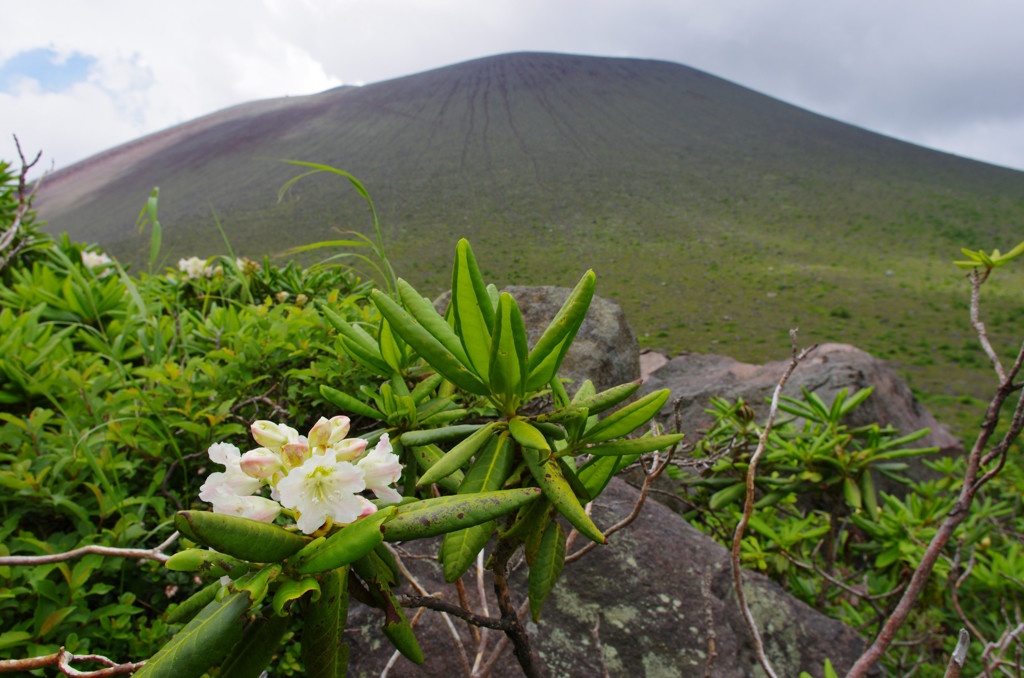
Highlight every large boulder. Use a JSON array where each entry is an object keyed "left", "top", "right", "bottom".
[
  {"left": 342, "top": 478, "right": 869, "bottom": 677},
  {"left": 435, "top": 286, "right": 640, "bottom": 393},
  {"left": 641, "top": 343, "right": 962, "bottom": 460}
]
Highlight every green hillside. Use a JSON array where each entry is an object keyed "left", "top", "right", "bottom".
[{"left": 34, "top": 52, "right": 1024, "bottom": 435}]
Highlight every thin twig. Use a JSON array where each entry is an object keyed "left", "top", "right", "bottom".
[
  {"left": 702, "top": 563, "right": 718, "bottom": 678},
  {"left": 0, "top": 532, "right": 178, "bottom": 566},
  {"left": 592, "top": 616, "right": 611, "bottom": 678},
  {"left": 731, "top": 331, "right": 816, "bottom": 678},
  {"left": 0, "top": 647, "right": 145, "bottom": 676},
  {"left": 846, "top": 270, "right": 1024, "bottom": 677}
]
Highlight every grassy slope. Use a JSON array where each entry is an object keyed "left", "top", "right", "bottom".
[{"left": 36, "top": 52, "right": 1024, "bottom": 437}]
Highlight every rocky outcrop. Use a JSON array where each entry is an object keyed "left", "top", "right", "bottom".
[
  {"left": 436, "top": 286, "right": 640, "bottom": 393},
  {"left": 641, "top": 343, "right": 962, "bottom": 460},
  {"left": 343, "top": 478, "right": 869, "bottom": 677}
]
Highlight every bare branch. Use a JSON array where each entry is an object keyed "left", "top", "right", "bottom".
[
  {"left": 730, "top": 331, "right": 816, "bottom": 678},
  {"left": 0, "top": 532, "right": 179, "bottom": 566},
  {"left": 0, "top": 647, "right": 145, "bottom": 676}
]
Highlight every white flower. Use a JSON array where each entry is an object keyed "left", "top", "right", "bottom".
[
  {"left": 199, "top": 443, "right": 263, "bottom": 501},
  {"left": 276, "top": 449, "right": 368, "bottom": 534},
  {"left": 251, "top": 420, "right": 300, "bottom": 450},
  {"left": 357, "top": 434, "right": 403, "bottom": 504},
  {"left": 331, "top": 437, "right": 368, "bottom": 462},
  {"left": 178, "top": 256, "right": 207, "bottom": 280},
  {"left": 82, "top": 251, "right": 113, "bottom": 274},
  {"left": 210, "top": 494, "right": 282, "bottom": 522}
]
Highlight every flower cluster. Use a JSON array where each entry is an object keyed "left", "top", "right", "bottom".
[
  {"left": 199, "top": 416, "right": 402, "bottom": 534},
  {"left": 82, "top": 250, "right": 114, "bottom": 277}
]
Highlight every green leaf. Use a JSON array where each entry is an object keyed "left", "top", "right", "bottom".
[
  {"left": 174, "top": 511, "right": 309, "bottom": 563},
  {"left": 451, "top": 239, "right": 494, "bottom": 380},
  {"left": 371, "top": 289, "right": 490, "bottom": 395},
  {"left": 399, "top": 424, "right": 483, "bottom": 448},
  {"left": 218, "top": 612, "right": 290, "bottom": 678},
  {"left": 165, "top": 582, "right": 221, "bottom": 625},
  {"left": 378, "top": 319, "right": 405, "bottom": 373},
  {"left": 568, "top": 378, "right": 642, "bottom": 415},
  {"left": 301, "top": 567, "right": 350, "bottom": 678},
  {"left": 577, "top": 452, "right": 642, "bottom": 498},
  {"left": 583, "top": 433, "right": 684, "bottom": 456},
  {"left": 320, "top": 385, "right": 384, "bottom": 420},
  {"left": 842, "top": 476, "right": 862, "bottom": 509},
  {"left": 135, "top": 590, "right": 250, "bottom": 678},
  {"left": 509, "top": 417, "right": 551, "bottom": 453},
  {"left": 407, "top": 443, "right": 464, "bottom": 493},
  {"left": 488, "top": 293, "right": 529, "bottom": 408},
  {"left": 382, "top": 488, "right": 542, "bottom": 541},
  {"left": 417, "top": 422, "right": 499, "bottom": 487},
  {"left": 440, "top": 433, "right": 515, "bottom": 581},
  {"left": 528, "top": 520, "right": 566, "bottom": 622},
  {"left": 580, "top": 389, "right": 670, "bottom": 444},
  {"left": 526, "top": 269, "right": 596, "bottom": 391},
  {"left": 296, "top": 507, "right": 397, "bottom": 574},
  {"left": 709, "top": 482, "right": 746, "bottom": 510},
  {"left": 272, "top": 576, "right": 321, "bottom": 616},
  {"left": 397, "top": 278, "right": 472, "bottom": 366},
  {"left": 523, "top": 447, "right": 604, "bottom": 544}
]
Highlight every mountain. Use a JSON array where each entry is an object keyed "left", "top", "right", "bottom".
[{"left": 33, "top": 52, "right": 1024, "bottom": 425}]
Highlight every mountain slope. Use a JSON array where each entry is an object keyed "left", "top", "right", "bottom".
[{"left": 34, "top": 52, "right": 1024, "bottom": 424}]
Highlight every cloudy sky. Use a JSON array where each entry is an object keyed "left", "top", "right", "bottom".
[{"left": 4, "top": 0, "right": 1024, "bottom": 175}]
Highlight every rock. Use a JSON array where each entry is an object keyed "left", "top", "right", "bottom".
[
  {"left": 342, "top": 478, "right": 869, "bottom": 677},
  {"left": 435, "top": 286, "right": 640, "bottom": 393},
  {"left": 641, "top": 342, "right": 963, "bottom": 462}
]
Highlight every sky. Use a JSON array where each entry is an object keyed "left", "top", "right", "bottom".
[{"left": 4, "top": 0, "right": 1024, "bottom": 176}]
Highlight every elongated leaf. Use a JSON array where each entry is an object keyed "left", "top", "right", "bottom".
[
  {"left": 418, "top": 422, "right": 499, "bottom": 487},
  {"left": 399, "top": 424, "right": 483, "bottom": 447},
  {"left": 302, "top": 567, "right": 350, "bottom": 678},
  {"left": 174, "top": 511, "right": 309, "bottom": 563},
  {"left": 408, "top": 443, "right": 463, "bottom": 493},
  {"left": 523, "top": 447, "right": 604, "bottom": 544},
  {"left": 378, "top": 319, "right": 405, "bottom": 373},
  {"left": 297, "top": 507, "right": 397, "bottom": 574},
  {"left": 583, "top": 433, "right": 684, "bottom": 457},
  {"left": 509, "top": 417, "right": 550, "bottom": 453},
  {"left": 218, "top": 612, "right": 290, "bottom": 678},
  {"left": 526, "top": 270, "right": 596, "bottom": 391},
  {"left": 569, "top": 379, "right": 642, "bottom": 415},
  {"left": 528, "top": 520, "right": 566, "bottom": 621},
  {"left": 272, "top": 576, "right": 321, "bottom": 616},
  {"left": 488, "top": 293, "right": 529, "bottom": 407},
  {"left": 397, "top": 278, "right": 471, "bottom": 366},
  {"left": 382, "top": 488, "right": 542, "bottom": 541},
  {"left": 371, "top": 289, "right": 490, "bottom": 395},
  {"left": 440, "top": 433, "right": 515, "bottom": 581},
  {"left": 580, "top": 389, "right": 670, "bottom": 444},
  {"left": 451, "top": 239, "right": 494, "bottom": 380},
  {"left": 320, "top": 385, "right": 384, "bottom": 420},
  {"left": 578, "top": 452, "right": 642, "bottom": 498},
  {"left": 135, "top": 590, "right": 250, "bottom": 678},
  {"left": 165, "top": 581, "right": 221, "bottom": 625},
  {"left": 709, "top": 482, "right": 746, "bottom": 510},
  {"left": 377, "top": 582, "right": 424, "bottom": 664}
]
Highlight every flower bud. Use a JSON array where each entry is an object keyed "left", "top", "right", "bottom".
[
  {"left": 327, "top": 415, "right": 352, "bottom": 445},
  {"left": 308, "top": 417, "right": 332, "bottom": 449},
  {"left": 239, "top": 448, "right": 283, "bottom": 478},
  {"left": 281, "top": 440, "right": 311, "bottom": 468},
  {"left": 332, "top": 437, "right": 368, "bottom": 461},
  {"left": 251, "top": 420, "right": 288, "bottom": 449}
]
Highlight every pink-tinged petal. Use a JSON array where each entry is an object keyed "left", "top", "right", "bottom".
[
  {"left": 281, "top": 440, "right": 311, "bottom": 468},
  {"left": 308, "top": 417, "right": 332, "bottom": 448},
  {"left": 358, "top": 434, "right": 402, "bottom": 500},
  {"left": 251, "top": 420, "right": 288, "bottom": 449},
  {"left": 210, "top": 494, "right": 282, "bottom": 522},
  {"left": 239, "top": 448, "right": 283, "bottom": 478},
  {"left": 357, "top": 496, "right": 379, "bottom": 517},
  {"left": 207, "top": 442, "right": 241, "bottom": 466},
  {"left": 327, "top": 415, "right": 352, "bottom": 445},
  {"left": 332, "top": 438, "right": 368, "bottom": 461}
]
